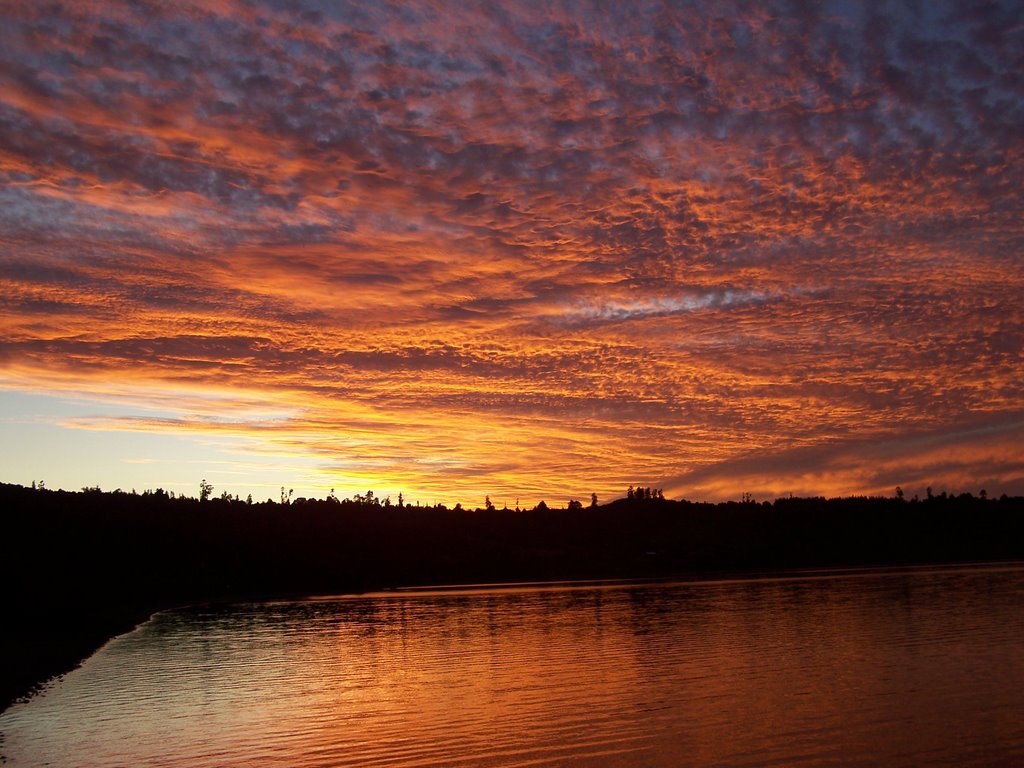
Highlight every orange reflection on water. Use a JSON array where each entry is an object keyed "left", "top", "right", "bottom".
[{"left": 3, "top": 567, "right": 1024, "bottom": 767}]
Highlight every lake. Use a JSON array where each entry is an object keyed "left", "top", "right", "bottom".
[{"left": 2, "top": 565, "right": 1023, "bottom": 767}]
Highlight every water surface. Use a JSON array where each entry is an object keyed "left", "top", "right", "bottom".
[{"left": 3, "top": 565, "right": 1023, "bottom": 766}]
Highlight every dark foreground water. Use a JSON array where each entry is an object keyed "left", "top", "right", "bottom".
[{"left": 2, "top": 565, "right": 1023, "bottom": 767}]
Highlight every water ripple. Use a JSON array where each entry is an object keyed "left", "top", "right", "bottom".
[{"left": 3, "top": 566, "right": 1024, "bottom": 767}]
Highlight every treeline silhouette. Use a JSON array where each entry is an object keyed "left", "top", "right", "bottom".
[{"left": 2, "top": 480, "right": 1023, "bottom": 710}]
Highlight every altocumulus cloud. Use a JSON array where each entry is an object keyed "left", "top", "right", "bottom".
[{"left": 0, "top": 0, "right": 1022, "bottom": 503}]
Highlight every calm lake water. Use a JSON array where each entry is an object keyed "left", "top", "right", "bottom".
[{"left": 3, "top": 565, "right": 1024, "bottom": 767}]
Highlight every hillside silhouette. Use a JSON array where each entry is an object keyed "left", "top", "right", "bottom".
[{"left": 2, "top": 481, "right": 1023, "bottom": 710}]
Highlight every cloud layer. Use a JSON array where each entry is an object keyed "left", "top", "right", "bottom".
[{"left": 1, "top": 0, "right": 1022, "bottom": 502}]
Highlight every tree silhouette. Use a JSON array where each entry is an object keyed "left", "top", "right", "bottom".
[{"left": 199, "top": 479, "right": 213, "bottom": 502}]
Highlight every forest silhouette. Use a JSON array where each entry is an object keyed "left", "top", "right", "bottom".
[{"left": 2, "top": 480, "right": 1023, "bottom": 710}]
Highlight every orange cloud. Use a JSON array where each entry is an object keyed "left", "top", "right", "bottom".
[{"left": 1, "top": 0, "right": 1022, "bottom": 503}]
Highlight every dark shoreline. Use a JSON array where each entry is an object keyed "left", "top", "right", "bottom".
[
  {"left": 2, "top": 591, "right": 311, "bottom": 713},
  {"left": 1, "top": 604, "right": 162, "bottom": 714}
]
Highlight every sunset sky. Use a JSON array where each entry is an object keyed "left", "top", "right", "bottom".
[{"left": 1, "top": 0, "right": 1022, "bottom": 506}]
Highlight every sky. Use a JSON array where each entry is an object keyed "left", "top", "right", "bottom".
[{"left": 1, "top": 0, "right": 1022, "bottom": 506}]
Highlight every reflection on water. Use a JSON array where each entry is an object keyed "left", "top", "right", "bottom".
[{"left": 3, "top": 565, "right": 1024, "bottom": 767}]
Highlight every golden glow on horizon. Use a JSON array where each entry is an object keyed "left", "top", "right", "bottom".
[{"left": 1, "top": 1, "right": 1022, "bottom": 504}]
